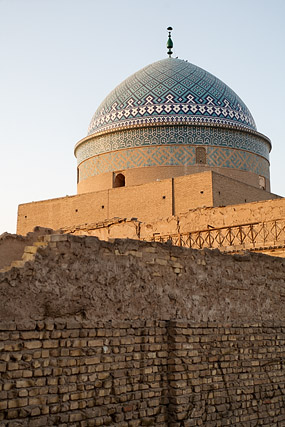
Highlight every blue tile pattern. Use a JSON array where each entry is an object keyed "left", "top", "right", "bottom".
[
  {"left": 76, "top": 125, "right": 270, "bottom": 165},
  {"left": 87, "top": 58, "right": 256, "bottom": 136},
  {"left": 79, "top": 145, "right": 269, "bottom": 180}
]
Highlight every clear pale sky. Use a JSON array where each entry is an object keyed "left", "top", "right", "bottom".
[{"left": 1, "top": 0, "right": 284, "bottom": 234}]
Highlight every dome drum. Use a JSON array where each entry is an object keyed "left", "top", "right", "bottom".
[{"left": 75, "top": 124, "right": 270, "bottom": 165}]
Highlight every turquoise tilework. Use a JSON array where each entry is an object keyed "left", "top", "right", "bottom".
[
  {"left": 76, "top": 125, "right": 270, "bottom": 165},
  {"left": 79, "top": 145, "right": 269, "bottom": 181},
  {"left": 88, "top": 58, "right": 256, "bottom": 136}
]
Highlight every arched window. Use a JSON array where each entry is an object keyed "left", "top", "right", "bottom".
[
  {"left": 196, "top": 147, "right": 206, "bottom": 164},
  {"left": 114, "top": 173, "right": 125, "bottom": 188}
]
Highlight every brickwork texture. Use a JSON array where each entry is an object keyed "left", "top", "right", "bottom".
[
  {"left": 0, "top": 235, "right": 284, "bottom": 425},
  {"left": 0, "top": 320, "right": 284, "bottom": 426},
  {"left": 17, "top": 172, "right": 279, "bottom": 236}
]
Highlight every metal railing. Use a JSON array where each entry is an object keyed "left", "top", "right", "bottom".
[{"left": 149, "top": 220, "right": 285, "bottom": 252}]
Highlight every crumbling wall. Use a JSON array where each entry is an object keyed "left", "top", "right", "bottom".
[
  {"left": 0, "top": 234, "right": 284, "bottom": 323},
  {"left": 0, "top": 228, "right": 53, "bottom": 270},
  {"left": 140, "top": 197, "right": 285, "bottom": 239},
  {"left": 0, "top": 236, "right": 284, "bottom": 425},
  {"left": 58, "top": 199, "right": 285, "bottom": 258}
]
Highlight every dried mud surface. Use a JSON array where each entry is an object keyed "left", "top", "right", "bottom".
[{"left": 0, "top": 235, "right": 285, "bottom": 323}]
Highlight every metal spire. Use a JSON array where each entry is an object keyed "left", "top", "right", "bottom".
[{"left": 167, "top": 27, "right": 173, "bottom": 58}]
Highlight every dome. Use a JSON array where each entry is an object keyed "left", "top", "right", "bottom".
[
  {"left": 87, "top": 58, "right": 257, "bottom": 136},
  {"left": 75, "top": 56, "right": 271, "bottom": 195}
]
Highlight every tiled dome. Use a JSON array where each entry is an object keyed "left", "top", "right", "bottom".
[{"left": 88, "top": 58, "right": 256, "bottom": 136}]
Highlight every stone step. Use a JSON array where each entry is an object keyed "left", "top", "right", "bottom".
[
  {"left": 22, "top": 253, "right": 35, "bottom": 262},
  {"left": 33, "top": 241, "right": 48, "bottom": 248},
  {"left": 23, "top": 245, "right": 38, "bottom": 254},
  {"left": 37, "top": 235, "right": 47, "bottom": 242},
  {"left": 10, "top": 260, "right": 26, "bottom": 268}
]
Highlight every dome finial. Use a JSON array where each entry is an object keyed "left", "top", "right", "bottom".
[{"left": 167, "top": 27, "right": 173, "bottom": 58}]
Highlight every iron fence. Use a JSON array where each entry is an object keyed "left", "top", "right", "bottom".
[{"left": 149, "top": 220, "right": 285, "bottom": 252}]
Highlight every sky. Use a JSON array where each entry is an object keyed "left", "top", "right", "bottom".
[{"left": 0, "top": 0, "right": 284, "bottom": 234}]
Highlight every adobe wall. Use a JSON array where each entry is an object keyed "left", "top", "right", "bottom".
[
  {"left": 0, "top": 319, "right": 284, "bottom": 426},
  {"left": 17, "top": 179, "right": 173, "bottom": 236},
  {"left": 57, "top": 198, "right": 285, "bottom": 257},
  {"left": 211, "top": 172, "right": 275, "bottom": 207},
  {"left": 140, "top": 197, "right": 285, "bottom": 238},
  {"left": 0, "top": 235, "right": 284, "bottom": 424},
  {"left": 17, "top": 173, "right": 214, "bottom": 235},
  {"left": 1, "top": 234, "right": 284, "bottom": 323},
  {"left": 77, "top": 163, "right": 269, "bottom": 194},
  {"left": 17, "top": 172, "right": 278, "bottom": 236}
]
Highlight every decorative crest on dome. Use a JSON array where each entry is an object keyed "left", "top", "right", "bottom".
[{"left": 167, "top": 27, "right": 173, "bottom": 57}]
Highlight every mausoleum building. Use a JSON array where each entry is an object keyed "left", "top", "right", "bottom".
[
  {"left": 17, "top": 29, "right": 282, "bottom": 252},
  {"left": 75, "top": 52, "right": 271, "bottom": 194}
]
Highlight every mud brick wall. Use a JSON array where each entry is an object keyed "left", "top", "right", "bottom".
[
  {"left": 56, "top": 198, "right": 285, "bottom": 257},
  {"left": 0, "top": 320, "right": 284, "bottom": 426},
  {"left": 17, "top": 172, "right": 279, "bottom": 236},
  {"left": 167, "top": 322, "right": 285, "bottom": 426},
  {"left": 0, "top": 320, "right": 169, "bottom": 426}
]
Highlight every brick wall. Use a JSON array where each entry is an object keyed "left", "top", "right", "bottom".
[
  {"left": 140, "top": 197, "right": 285, "bottom": 238},
  {"left": 55, "top": 198, "right": 285, "bottom": 257},
  {"left": 17, "top": 172, "right": 279, "bottom": 235},
  {"left": 108, "top": 179, "right": 173, "bottom": 221},
  {"left": 0, "top": 320, "right": 284, "bottom": 426},
  {"left": 173, "top": 174, "right": 213, "bottom": 214},
  {"left": 0, "top": 235, "right": 284, "bottom": 424},
  {"left": 166, "top": 322, "right": 285, "bottom": 425},
  {"left": 211, "top": 173, "right": 275, "bottom": 207},
  {"left": 77, "top": 163, "right": 267, "bottom": 194}
]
